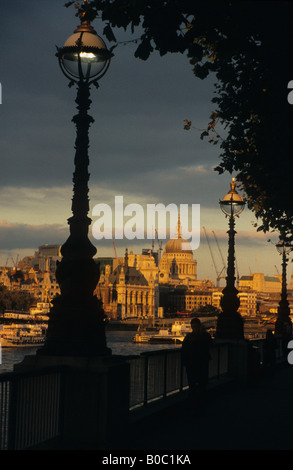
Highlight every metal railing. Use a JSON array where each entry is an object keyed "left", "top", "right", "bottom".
[
  {"left": 0, "top": 344, "right": 229, "bottom": 449},
  {"left": 0, "top": 367, "right": 65, "bottom": 450},
  {"left": 127, "top": 342, "right": 230, "bottom": 410},
  {"left": 249, "top": 336, "right": 285, "bottom": 365},
  {"left": 0, "top": 377, "right": 10, "bottom": 450},
  {"left": 0, "top": 338, "right": 286, "bottom": 450}
]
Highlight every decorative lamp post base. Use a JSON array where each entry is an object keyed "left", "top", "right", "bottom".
[
  {"left": 38, "top": 256, "right": 111, "bottom": 357},
  {"left": 38, "top": 296, "right": 111, "bottom": 357}
]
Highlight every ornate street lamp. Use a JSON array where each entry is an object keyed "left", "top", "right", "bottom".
[
  {"left": 216, "top": 178, "right": 245, "bottom": 340},
  {"left": 39, "top": 11, "right": 112, "bottom": 356},
  {"left": 274, "top": 239, "right": 292, "bottom": 340}
]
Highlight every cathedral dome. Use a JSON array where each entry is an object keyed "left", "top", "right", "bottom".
[
  {"left": 159, "top": 215, "right": 197, "bottom": 284},
  {"left": 163, "top": 215, "right": 193, "bottom": 254},
  {"left": 164, "top": 236, "right": 193, "bottom": 254}
]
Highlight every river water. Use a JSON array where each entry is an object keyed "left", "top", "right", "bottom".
[{"left": 0, "top": 330, "right": 181, "bottom": 374}]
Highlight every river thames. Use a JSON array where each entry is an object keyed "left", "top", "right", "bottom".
[{"left": 0, "top": 330, "right": 181, "bottom": 373}]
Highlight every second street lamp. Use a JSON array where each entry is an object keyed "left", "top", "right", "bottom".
[
  {"left": 216, "top": 178, "right": 245, "bottom": 340},
  {"left": 39, "top": 15, "right": 113, "bottom": 357},
  {"left": 275, "top": 239, "right": 292, "bottom": 342}
]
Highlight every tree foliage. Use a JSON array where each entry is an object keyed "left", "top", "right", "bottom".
[
  {"left": 0, "top": 285, "right": 36, "bottom": 313},
  {"left": 68, "top": 1, "right": 293, "bottom": 241}
]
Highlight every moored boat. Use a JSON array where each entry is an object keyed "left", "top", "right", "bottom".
[
  {"left": 0, "top": 305, "right": 49, "bottom": 348},
  {"left": 132, "top": 332, "right": 152, "bottom": 343},
  {"left": 133, "top": 320, "right": 192, "bottom": 344},
  {"left": 0, "top": 324, "right": 47, "bottom": 348}
]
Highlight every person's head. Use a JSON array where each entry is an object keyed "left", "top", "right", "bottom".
[{"left": 191, "top": 317, "right": 201, "bottom": 334}]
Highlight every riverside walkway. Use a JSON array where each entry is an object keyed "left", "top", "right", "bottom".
[
  {"left": 111, "top": 362, "right": 293, "bottom": 450},
  {"left": 3, "top": 342, "right": 292, "bottom": 451}
]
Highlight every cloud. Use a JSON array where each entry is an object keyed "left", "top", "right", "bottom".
[
  {"left": 0, "top": 186, "right": 72, "bottom": 225},
  {"left": 200, "top": 226, "right": 274, "bottom": 247},
  {"left": 0, "top": 2, "right": 283, "bottom": 282},
  {"left": 179, "top": 165, "right": 210, "bottom": 175},
  {"left": 0, "top": 220, "right": 67, "bottom": 250},
  {"left": 0, "top": 2, "right": 219, "bottom": 191}
]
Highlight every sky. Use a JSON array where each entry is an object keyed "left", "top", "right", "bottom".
[{"left": 0, "top": 1, "right": 289, "bottom": 286}]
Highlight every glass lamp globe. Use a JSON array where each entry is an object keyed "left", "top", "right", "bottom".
[
  {"left": 57, "top": 22, "right": 112, "bottom": 82},
  {"left": 276, "top": 240, "right": 292, "bottom": 256},
  {"left": 220, "top": 178, "right": 245, "bottom": 217}
]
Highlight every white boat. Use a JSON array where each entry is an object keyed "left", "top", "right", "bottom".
[
  {"left": 3, "top": 306, "right": 49, "bottom": 322},
  {"left": 0, "top": 308, "right": 48, "bottom": 348},
  {"left": 133, "top": 320, "right": 192, "bottom": 344},
  {"left": 0, "top": 323, "right": 47, "bottom": 348}
]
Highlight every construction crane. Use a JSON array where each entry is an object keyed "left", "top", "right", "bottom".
[
  {"left": 112, "top": 241, "right": 117, "bottom": 258},
  {"left": 275, "top": 265, "right": 280, "bottom": 275},
  {"left": 212, "top": 231, "right": 226, "bottom": 273},
  {"left": 213, "top": 229, "right": 240, "bottom": 285},
  {"left": 203, "top": 227, "right": 226, "bottom": 287}
]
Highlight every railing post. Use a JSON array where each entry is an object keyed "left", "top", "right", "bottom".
[
  {"left": 7, "top": 375, "right": 17, "bottom": 450},
  {"left": 163, "top": 352, "right": 167, "bottom": 399},
  {"left": 217, "top": 344, "right": 221, "bottom": 379},
  {"left": 143, "top": 355, "right": 148, "bottom": 407},
  {"left": 180, "top": 350, "right": 184, "bottom": 391}
]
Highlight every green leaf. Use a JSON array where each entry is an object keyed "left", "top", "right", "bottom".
[{"left": 103, "top": 24, "right": 117, "bottom": 42}]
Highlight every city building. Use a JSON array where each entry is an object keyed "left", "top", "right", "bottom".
[
  {"left": 158, "top": 217, "right": 197, "bottom": 285},
  {"left": 163, "top": 287, "right": 213, "bottom": 314},
  {"left": 36, "top": 259, "right": 60, "bottom": 302},
  {"left": 0, "top": 246, "right": 62, "bottom": 303},
  {"left": 212, "top": 290, "right": 223, "bottom": 312},
  {"left": 238, "top": 291, "right": 258, "bottom": 317},
  {"left": 212, "top": 289, "right": 257, "bottom": 316},
  {"left": 95, "top": 249, "right": 159, "bottom": 320},
  {"left": 17, "top": 244, "right": 62, "bottom": 274},
  {"left": 239, "top": 273, "right": 281, "bottom": 293}
]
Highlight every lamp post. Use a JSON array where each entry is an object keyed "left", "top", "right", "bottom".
[
  {"left": 274, "top": 239, "right": 292, "bottom": 341},
  {"left": 39, "top": 12, "right": 112, "bottom": 356},
  {"left": 216, "top": 178, "right": 245, "bottom": 340}
]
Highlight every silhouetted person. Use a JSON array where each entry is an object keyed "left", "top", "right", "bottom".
[
  {"left": 280, "top": 321, "right": 292, "bottom": 358},
  {"left": 263, "top": 329, "right": 278, "bottom": 375},
  {"left": 182, "top": 318, "right": 212, "bottom": 409}
]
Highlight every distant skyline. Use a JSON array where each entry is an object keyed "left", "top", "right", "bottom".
[{"left": 0, "top": 1, "right": 289, "bottom": 285}]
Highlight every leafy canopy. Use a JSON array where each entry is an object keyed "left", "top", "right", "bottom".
[{"left": 67, "top": 1, "right": 293, "bottom": 241}]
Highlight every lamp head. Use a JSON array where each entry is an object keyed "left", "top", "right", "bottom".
[
  {"left": 56, "top": 20, "right": 112, "bottom": 84},
  {"left": 276, "top": 239, "right": 292, "bottom": 256},
  {"left": 220, "top": 178, "right": 245, "bottom": 217}
]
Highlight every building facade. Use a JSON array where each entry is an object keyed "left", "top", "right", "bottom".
[
  {"left": 96, "top": 249, "right": 159, "bottom": 320},
  {"left": 158, "top": 218, "right": 197, "bottom": 285},
  {"left": 239, "top": 273, "right": 281, "bottom": 293},
  {"left": 165, "top": 287, "right": 213, "bottom": 314},
  {"left": 212, "top": 289, "right": 258, "bottom": 316}
]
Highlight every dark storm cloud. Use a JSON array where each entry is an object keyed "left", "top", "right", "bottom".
[
  {"left": 0, "top": 1, "right": 219, "bottom": 194},
  {"left": 0, "top": 220, "right": 67, "bottom": 250},
  {"left": 0, "top": 2, "right": 282, "bottom": 281}
]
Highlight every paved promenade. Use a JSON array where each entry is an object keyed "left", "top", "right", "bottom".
[{"left": 114, "top": 362, "right": 293, "bottom": 450}]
